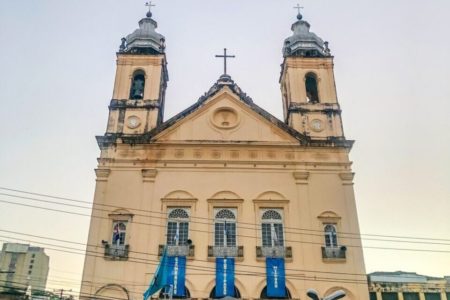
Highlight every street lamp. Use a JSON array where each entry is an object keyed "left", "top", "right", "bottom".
[{"left": 307, "top": 288, "right": 346, "bottom": 300}]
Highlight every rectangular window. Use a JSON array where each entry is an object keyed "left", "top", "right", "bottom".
[
  {"left": 403, "top": 293, "right": 420, "bottom": 300},
  {"left": 262, "top": 223, "right": 272, "bottom": 247},
  {"left": 167, "top": 221, "right": 189, "bottom": 246},
  {"left": 30, "top": 260, "right": 34, "bottom": 264},
  {"left": 273, "top": 223, "right": 284, "bottom": 246},
  {"left": 31, "top": 254, "right": 36, "bottom": 258},
  {"left": 214, "top": 222, "right": 236, "bottom": 247},
  {"left": 381, "top": 292, "right": 398, "bottom": 300},
  {"left": 369, "top": 292, "right": 377, "bottom": 300},
  {"left": 28, "top": 270, "right": 32, "bottom": 275},
  {"left": 425, "top": 293, "right": 441, "bottom": 300},
  {"left": 29, "top": 265, "right": 33, "bottom": 269}
]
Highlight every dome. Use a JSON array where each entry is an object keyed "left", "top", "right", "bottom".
[
  {"left": 120, "top": 15, "right": 165, "bottom": 55},
  {"left": 283, "top": 15, "right": 330, "bottom": 58}
]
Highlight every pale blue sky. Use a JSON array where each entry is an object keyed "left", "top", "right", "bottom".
[{"left": 0, "top": 0, "right": 449, "bottom": 294}]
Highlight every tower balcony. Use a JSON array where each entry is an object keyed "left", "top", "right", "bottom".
[
  {"left": 104, "top": 244, "right": 129, "bottom": 260},
  {"left": 207, "top": 246, "right": 244, "bottom": 259},
  {"left": 321, "top": 246, "right": 346, "bottom": 261}
]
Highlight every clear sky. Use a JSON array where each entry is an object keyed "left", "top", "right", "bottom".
[{"left": 0, "top": 0, "right": 449, "bottom": 295}]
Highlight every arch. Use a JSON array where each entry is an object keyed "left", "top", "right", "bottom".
[
  {"left": 168, "top": 208, "right": 189, "bottom": 219},
  {"left": 109, "top": 208, "right": 133, "bottom": 216},
  {"left": 129, "top": 70, "right": 146, "bottom": 100},
  {"left": 262, "top": 210, "right": 282, "bottom": 220},
  {"left": 324, "top": 286, "right": 355, "bottom": 300},
  {"left": 215, "top": 208, "right": 236, "bottom": 219},
  {"left": 305, "top": 72, "right": 319, "bottom": 103},
  {"left": 158, "top": 286, "right": 191, "bottom": 299},
  {"left": 204, "top": 277, "right": 248, "bottom": 299},
  {"left": 318, "top": 211, "right": 340, "bottom": 219},
  {"left": 259, "top": 285, "right": 292, "bottom": 299},
  {"left": 209, "top": 191, "right": 242, "bottom": 200},
  {"left": 162, "top": 190, "right": 196, "bottom": 200},
  {"left": 94, "top": 284, "right": 129, "bottom": 300},
  {"left": 209, "top": 286, "right": 241, "bottom": 299},
  {"left": 255, "top": 191, "right": 287, "bottom": 201}
]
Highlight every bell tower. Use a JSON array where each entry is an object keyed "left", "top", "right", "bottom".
[
  {"left": 280, "top": 11, "right": 344, "bottom": 140},
  {"left": 105, "top": 8, "right": 168, "bottom": 137}
]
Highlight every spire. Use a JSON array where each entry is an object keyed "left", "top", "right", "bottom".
[
  {"left": 119, "top": 2, "right": 165, "bottom": 55},
  {"left": 282, "top": 7, "right": 330, "bottom": 58}
]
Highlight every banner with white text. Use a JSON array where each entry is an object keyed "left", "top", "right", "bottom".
[
  {"left": 215, "top": 257, "right": 235, "bottom": 298},
  {"left": 266, "top": 257, "right": 286, "bottom": 298}
]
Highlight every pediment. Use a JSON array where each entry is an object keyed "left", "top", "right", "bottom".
[{"left": 152, "top": 87, "right": 301, "bottom": 144}]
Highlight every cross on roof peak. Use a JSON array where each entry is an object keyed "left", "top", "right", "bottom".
[{"left": 215, "top": 48, "right": 236, "bottom": 75}]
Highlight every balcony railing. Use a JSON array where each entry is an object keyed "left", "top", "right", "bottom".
[
  {"left": 207, "top": 246, "right": 244, "bottom": 258},
  {"left": 321, "top": 246, "right": 346, "bottom": 260},
  {"left": 104, "top": 244, "right": 129, "bottom": 260},
  {"left": 158, "top": 245, "right": 195, "bottom": 257},
  {"left": 256, "top": 246, "right": 292, "bottom": 259}
]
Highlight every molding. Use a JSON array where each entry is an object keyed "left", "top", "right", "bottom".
[
  {"left": 293, "top": 171, "right": 310, "bottom": 185},
  {"left": 95, "top": 169, "right": 111, "bottom": 182},
  {"left": 252, "top": 199, "right": 290, "bottom": 205},
  {"left": 207, "top": 198, "right": 244, "bottom": 204},
  {"left": 339, "top": 172, "right": 355, "bottom": 185},
  {"left": 141, "top": 168, "right": 157, "bottom": 182}
]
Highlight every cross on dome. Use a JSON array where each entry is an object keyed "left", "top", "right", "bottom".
[
  {"left": 293, "top": 4, "right": 304, "bottom": 20},
  {"left": 145, "top": 1, "right": 156, "bottom": 17}
]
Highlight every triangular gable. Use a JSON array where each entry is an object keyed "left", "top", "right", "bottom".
[{"left": 150, "top": 76, "right": 308, "bottom": 144}]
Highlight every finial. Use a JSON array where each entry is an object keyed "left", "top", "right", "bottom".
[
  {"left": 294, "top": 4, "right": 304, "bottom": 20},
  {"left": 145, "top": 1, "right": 156, "bottom": 18},
  {"left": 119, "top": 37, "right": 126, "bottom": 52}
]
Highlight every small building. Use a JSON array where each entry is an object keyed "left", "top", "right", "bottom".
[
  {"left": 368, "top": 272, "right": 450, "bottom": 300},
  {"left": 0, "top": 243, "right": 49, "bottom": 296}
]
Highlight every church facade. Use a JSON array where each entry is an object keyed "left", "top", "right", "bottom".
[{"left": 80, "top": 8, "right": 369, "bottom": 300}]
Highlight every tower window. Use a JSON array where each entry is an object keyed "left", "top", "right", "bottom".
[
  {"left": 324, "top": 224, "right": 338, "bottom": 247},
  {"left": 111, "top": 221, "right": 127, "bottom": 246},
  {"left": 214, "top": 208, "right": 237, "bottom": 247},
  {"left": 305, "top": 73, "right": 319, "bottom": 103},
  {"left": 167, "top": 208, "right": 190, "bottom": 246},
  {"left": 261, "top": 209, "right": 284, "bottom": 247},
  {"left": 129, "top": 71, "right": 146, "bottom": 100}
]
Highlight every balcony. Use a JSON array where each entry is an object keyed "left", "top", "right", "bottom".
[
  {"left": 158, "top": 245, "right": 195, "bottom": 258},
  {"left": 256, "top": 246, "right": 292, "bottom": 259},
  {"left": 104, "top": 244, "right": 129, "bottom": 260},
  {"left": 207, "top": 246, "right": 244, "bottom": 258},
  {"left": 321, "top": 246, "right": 346, "bottom": 261}
]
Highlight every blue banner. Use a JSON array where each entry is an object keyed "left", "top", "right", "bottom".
[
  {"left": 266, "top": 258, "right": 286, "bottom": 298},
  {"left": 166, "top": 256, "right": 186, "bottom": 297},
  {"left": 215, "top": 258, "right": 235, "bottom": 298}
]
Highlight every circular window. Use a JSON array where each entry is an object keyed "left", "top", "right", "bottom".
[{"left": 211, "top": 107, "right": 240, "bottom": 129}]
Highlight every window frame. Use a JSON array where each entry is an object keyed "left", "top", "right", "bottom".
[
  {"left": 260, "top": 209, "right": 285, "bottom": 247},
  {"left": 324, "top": 223, "right": 338, "bottom": 248},
  {"left": 214, "top": 208, "right": 237, "bottom": 247},
  {"left": 166, "top": 208, "right": 190, "bottom": 246},
  {"left": 111, "top": 220, "right": 128, "bottom": 247}
]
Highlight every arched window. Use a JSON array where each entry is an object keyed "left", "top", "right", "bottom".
[
  {"left": 167, "top": 208, "right": 189, "bottom": 246},
  {"left": 261, "top": 209, "right": 284, "bottom": 247},
  {"left": 324, "top": 224, "right": 338, "bottom": 247},
  {"left": 159, "top": 286, "right": 190, "bottom": 299},
  {"left": 209, "top": 286, "right": 241, "bottom": 299},
  {"left": 129, "top": 70, "right": 146, "bottom": 100},
  {"left": 305, "top": 73, "right": 319, "bottom": 103},
  {"left": 111, "top": 221, "right": 127, "bottom": 246},
  {"left": 214, "top": 209, "right": 237, "bottom": 247},
  {"left": 260, "top": 286, "right": 292, "bottom": 299}
]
